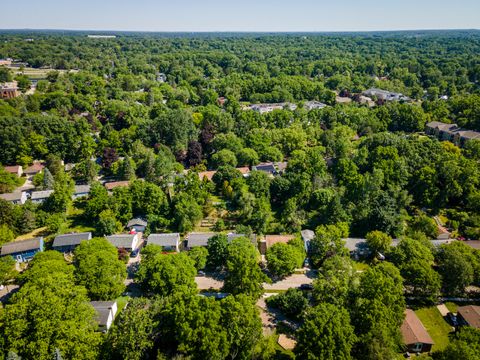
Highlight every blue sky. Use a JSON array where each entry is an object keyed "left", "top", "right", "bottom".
[{"left": 1, "top": 0, "right": 479, "bottom": 32}]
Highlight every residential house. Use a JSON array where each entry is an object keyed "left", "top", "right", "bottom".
[
  {"left": 198, "top": 167, "right": 250, "bottom": 182},
  {"left": 0, "top": 58, "right": 12, "bottom": 66},
  {"left": 0, "top": 82, "right": 20, "bottom": 99},
  {"left": 457, "top": 305, "right": 480, "bottom": 329},
  {"left": 343, "top": 238, "right": 400, "bottom": 259},
  {"left": 425, "top": 121, "right": 480, "bottom": 147},
  {"left": 30, "top": 190, "right": 54, "bottom": 204},
  {"left": 185, "top": 232, "right": 216, "bottom": 249},
  {"left": 106, "top": 233, "right": 140, "bottom": 250},
  {"left": 52, "top": 232, "right": 92, "bottom": 253},
  {"left": 127, "top": 218, "right": 148, "bottom": 233},
  {"left": 147, "top": 233, "right": 181, "bottom": 252},
  {"left": 73, "top": 185, "right": 91, "bottom": 199},
  {"left": 1, "top": 237, "right": 44, "bottom": 263},
  {"left": 246, "top": 103, "right": 297, "bottom": 114},
  {"left": 4, "top": 165, "right": 23, "bottom": 177},
  {"left": 363, "top": 88, "right": 410, "bottom": 102},
  {"left": 24, "top": 162, "right": 44, "bottom": 176},
  {"left": 465, "top": 241, "right": 480, "bottom": 251},
  {"left": 401, "top": 309, "right": 434, "bottom": 353},
  {"left": 236, "top": 167, "right": 251, "bottom": 177},
  {"left": 259, "top": 234, "right": 295, "bottom": 255},
  {"left": 303, "top": 101, "right": 327, "bottom": 110},
  {"left": 104, "top": 181, "right": 130, "bottom": 191},
  {"left": 0, "top": 192, "right": 27, "bottom": 205},
  {"left": 198, "top": 171, "right": 217, "bottom": 182},
  {"left": 252, "top": 163, "right": 277, "bottom": 177},
  {"left": 300, "top": 229, "right": 315, "bottom": 251},
  {"left": 343, "top": 238, "right": 372, "bottom": 259},
  {"left": 90, "top": 301, "right": 118, "bottom": 332}
]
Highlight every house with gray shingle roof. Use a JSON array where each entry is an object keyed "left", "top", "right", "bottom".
[
  {"left": 52, "top": 232, "right": 92, "bottom": 253},
  {"left": 185, "top": 232, "right": 216, "bottom": 249},
  {"left": 30, "top": 190, "right": 54, "bottom": 203},
  {"left": 0, "top": 192, "right": 27, "bottom": 205},
  {"left": 90, "top": 301, "right": 118, "bottom": 332},
  {"left": 1, "top": 237, "right": 43, "bottom": 262},
  {"left": 106, "top": 233, "right": 140, "bottom": 250},
  {"left": 127, "top": 218, "right": 148, "bottom": 233},
  {"left": 147, "top": 233, "right": 180, "bottom": 252},
  {"left": 73, "top": 185, "right": 91, "bottom": 199}
]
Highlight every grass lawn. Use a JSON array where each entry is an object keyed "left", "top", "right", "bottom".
[
  {"left": 115, "top": 296, "right": 130, "bottom": 313},
  {"left": 66, "top": 207, "right": 95, "bottom": 233},
  {"left": 445, "top": 302, "right": 458, "bottom": 313},
  {"left": 15, "top": 227, "right": 47, "bottom": 241},
  {"left": 415, "top": 307, "right": 453, "bottom": 352},
  {"left": 353, "top": 261, "right": 370, "bottom": 272}
]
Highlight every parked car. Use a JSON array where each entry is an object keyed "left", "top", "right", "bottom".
[
  {"left": 447, "top": 312, "right": 458, "bottom": 327},
  {"left": 130, "top": 249, "right": 139, "bottom": 258},
  {"left": 299, "top": 283, "right": 313, "bottom": 291},
  {"left": 303, "top": 258, "right": 310, "bottom": 268},
  {"left": 197, "top": 270, "right": 206, "bottom": 277}
]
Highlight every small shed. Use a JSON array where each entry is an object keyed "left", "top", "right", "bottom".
[
  {"left": 1, "top": 237, "right": 44, "bottom": 262},
  {"left": 127, "top": 218, "right": 148, "bottom": 233},
  {"left": 90, "top": 301, "right": 118, "bottom": 332}
]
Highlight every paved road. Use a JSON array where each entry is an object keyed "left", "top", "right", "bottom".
[{"left": 195, "top": 273, "right": 314, "bottom": 291}]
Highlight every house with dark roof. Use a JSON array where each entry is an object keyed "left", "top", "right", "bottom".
[
  {"left": 185, "top": 232, "right": 216, "bottom": 249},
  {"left": 73, "top": 185, "right": 91, "bottom": 199},
  {"left": 106, "top": 234, "right": 140, "bottom": 250},
  {"left": 425, "top": 121, "right": 480, "bottom": 147},
  {"left": 127, "top": 218, "right": 147, "bottom": 233},
  {"left": 30, "top": 190, "right": 54, "bottom": 204},
  {"left": 52, "top": 232, "right": 92, "bottom": 253},
  {"left": 1, "top": 237, "right": 44, "bottom": 262},
  {"left": 0, "top": 192, "right": 27, "bottom": 205},
  {"left": 147, "top": 233, "right": 181, "bottom": 252},
  {"left": 253, "top": 163, "right": 277, "bottom": 176},
  {"left": 401, "top": 309, "right": 434, "bottom": 353},
  {"left": 90, "top": 301, "right": 118, "bottom": 332},
  {"left": 457, "top": 305, "right": 480, "bottom": 329}
]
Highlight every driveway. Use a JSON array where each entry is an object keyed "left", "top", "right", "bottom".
[{"left": 195, "top": 273, "right": 314, "bottom": 291}]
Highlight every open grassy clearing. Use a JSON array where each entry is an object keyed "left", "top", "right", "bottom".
[{"left": 415, "top": 307, "right": 453, "bottom": 352}]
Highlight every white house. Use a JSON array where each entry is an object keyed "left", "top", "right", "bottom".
[
  {"left": 147, "top": 233, "right": 181, "bottom": 252},
  {"left": 106, "top": 233, "right": 140, "bottom": 250},
  {"left": 30, "top": 190, "right": 54, "bottom": 204},
  {"left": 72, "top": 185, "right": 91, "bottom": 199},
  {"left": 90, "top": 301, "right": 118, "bottom": 332},
  {"left": 0, "top": 192, "right": 28, "bottom": 205}
]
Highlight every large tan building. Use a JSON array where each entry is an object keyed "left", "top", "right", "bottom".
[{"left": 0, "top": 81, "right": 20, "bottom": 99}]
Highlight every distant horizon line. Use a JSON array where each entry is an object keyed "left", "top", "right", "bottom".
[{"left": 0, "top": 28, "right": 479, "bottom": 34}]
